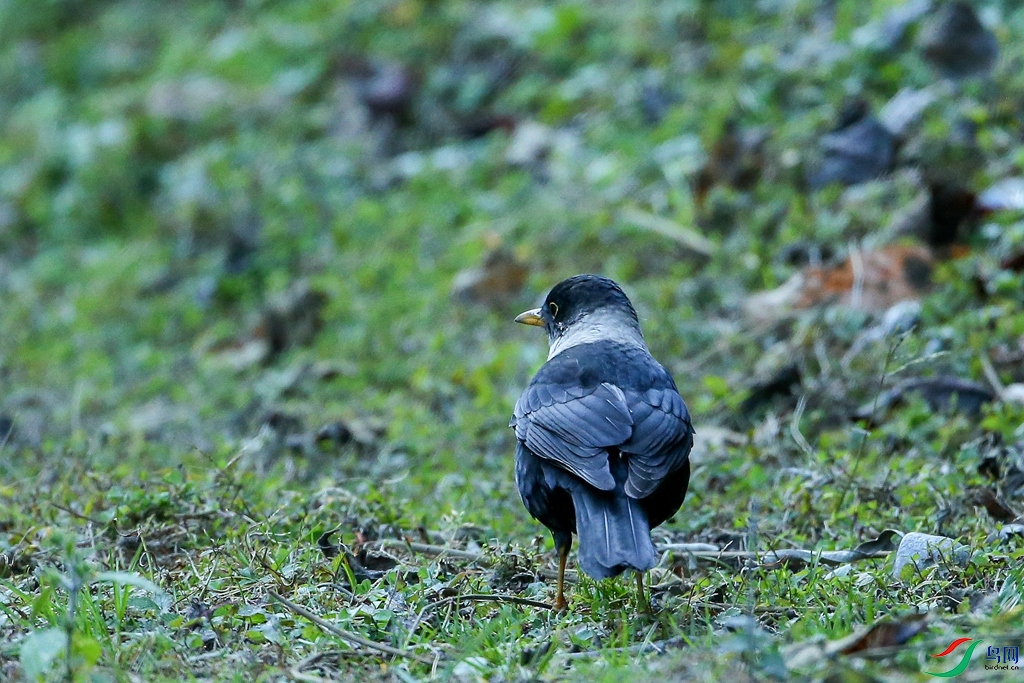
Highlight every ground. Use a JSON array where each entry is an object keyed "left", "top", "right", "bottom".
[{"left": 2, "top": 0, "right": 1024, "bottom": 681}]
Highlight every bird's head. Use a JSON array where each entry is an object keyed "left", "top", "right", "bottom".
[{"left": 515, "top": 274, "right": 645, "bottom": 357}]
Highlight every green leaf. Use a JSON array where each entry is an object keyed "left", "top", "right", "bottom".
[
  {"left": 19, "top": 627, "right": 67, "bottom": 682},
  {"left": 91, "top": 571, "right": 164, "bottom": 595},
  {"left": 75, "top": 636, "right": 102, "bottom": 666}
]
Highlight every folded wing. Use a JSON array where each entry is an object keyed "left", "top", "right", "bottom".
[
  {"left": 511, "top": 381, "right": 633, "bottom": 491},
  {"left": 619, "top": 387, "right": 693, "bottom": 498}
]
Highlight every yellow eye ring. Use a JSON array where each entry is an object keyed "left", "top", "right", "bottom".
[{"left": 548, "top": 302, "right": 559, "bottom": 317}]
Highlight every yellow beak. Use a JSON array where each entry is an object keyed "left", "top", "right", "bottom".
[{"left": 514, "top": 308, "right": 545, "bottom": 327}]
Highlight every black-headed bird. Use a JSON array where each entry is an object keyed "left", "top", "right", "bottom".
[{"left": 511, "top": 274, "right": 694, "bottom": 609}]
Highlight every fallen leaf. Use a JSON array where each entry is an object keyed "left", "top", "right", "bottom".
[
  {"left": 0, "top": 547, "right": 35, "bottom": 578},
  {"left": 969, "top": 487, "right": 1018, "bottom": 523},
  {"left": 878, "top": 87, "right": 939, "bottom": 137},
  {"left": 987, "top": 441, "right": 1024, "bottom": 498},
  {"left": 785, "top": 613, "right": 928, "bottom": 671},
  {"left": 918, "top": 2, "right": 998, "bottom": 80},
  {"left": 451, "top": 247, "right": 528, "bottom": 307},
  {"left": 358, "top": 549, "right": 400, "bottom": 572},
  {"left": 810, "top": 105, "right": 895, "bottom": 189},
  {"left": 849, "top": 301, "right": 923, "bottom": 355},
  {"left": 803, "top": 244, "right": 932, "bottom": 310},
  {"left": 999, "top": 524, "right": 1024, "bottom": 540},
  {"left": 739, "top": 363, "right": 801, "bottom": 414},
  {"left": 202, "top": 338, "right": 269, "bottom": 372},
  {"left": 746, "top": 245, "right": 933, "bottom": 321},
  {"left": 854, "top": 375, "right": 994, "bottom": 423},
  {"left": 833, "top": 613, "right": 929, "bottom": 655}
]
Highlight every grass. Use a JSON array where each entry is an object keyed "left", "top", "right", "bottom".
[{"left": 3, "top": 0, "right": 1024, "bottom": 680}]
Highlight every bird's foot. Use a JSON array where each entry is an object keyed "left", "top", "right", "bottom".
[{"left": 553, "top": 594, "right": 568, "bottom": 612}]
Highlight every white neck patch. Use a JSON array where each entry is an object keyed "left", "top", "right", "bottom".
[{"left": 547, "top": 310, "right": 648, "bottom": 360}]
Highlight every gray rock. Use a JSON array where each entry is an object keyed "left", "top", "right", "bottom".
[{"left": 892, "top": 532, "right": 970, "bottom": 580}]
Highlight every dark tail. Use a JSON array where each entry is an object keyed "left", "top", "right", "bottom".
[{"left": 571, "top": 486, "right": 657, "bottom": 579}]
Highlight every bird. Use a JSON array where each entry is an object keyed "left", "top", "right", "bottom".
[{"left": 510, "top": 274, "right": 694, "bottom": 610}]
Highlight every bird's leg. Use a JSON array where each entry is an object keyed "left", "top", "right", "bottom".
[
  {"left": 554, "top": 544, "right": 569, "bottom": 611},
  {"left": 635, "top": 571, "right": 649, "bottom": 612}
]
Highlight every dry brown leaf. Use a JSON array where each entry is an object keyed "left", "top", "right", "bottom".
[
  {"left": 785, "top": 613, "right": 929, "bottom": 670},
  {"left": 969, "top": 487, "right": 1019, "bottom": 523},
  {"left": 746, "top": 244, "right": 933, "bottom": 320},
  {"left": 799, "top": 245, "right": 933, "bottom": 310},
  {"left": 451, "top": 248, "right": 528, "bottom": 307},
  {"left": 833, "top": 613, "right": 929, "bottom": 655}
]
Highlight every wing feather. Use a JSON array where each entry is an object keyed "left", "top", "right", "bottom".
[{"left": 512, "top": 344, "right": 692, "bottom": 498}]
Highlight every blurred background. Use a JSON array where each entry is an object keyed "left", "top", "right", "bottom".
[{"left": 3, "top": 0, "right": 1024, "bottom": 562}]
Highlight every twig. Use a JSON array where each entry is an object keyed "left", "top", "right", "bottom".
[
  {"left": 848, "top": 241, "right": 865, "bottom": 310},
  {"left": 617, "top": 207, "right": 715, "bottom": 257},
  {"left": 373, "top": 538, "right": 890, "bottom": 569},
  {"left": 48, "top": 502, "right": 107, "bottom": 526},
  {"left": 789, "top": 395, "right": 814, "bottom": 457},
  {"left": 980, "top": 352, "right": 1006, "bottom": 396},
  {"left": 658, "top": 543, "right": 723, "bottom": 552},
  {"left": 285, "top": 669, "right": 336, "bottom": 683},
  {"left": 372, "top": 540, "right": 482, "bottom": 562},
  {"left": 370, "top": 539, "right": 580, "bottom": 583},
  {"left": 285, "top": 651, "right": 336, "bottom": 683},
  {"left": 561, "top": 636, "right": 686, "bottom": 660},
  {"left": 268, "top": 591, "right": 438, "bottom": 666}
]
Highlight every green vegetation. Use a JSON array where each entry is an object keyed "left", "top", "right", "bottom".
[{"left": 3, "top": 0, "right": 1024, "bottom": 680}]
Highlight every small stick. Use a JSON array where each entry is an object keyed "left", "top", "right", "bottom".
[
  {"left": 284, "top": 652, "right": 335, "bottom": 683},
  {"left": 286, "top": 670, "right": 334, "bottom": 683},
  {"left": 980, "top": 352, "right": 1006, "bottom": 396},
  {"left": 432, "top": 593, "right": 552, "bottom": 610},
  {"left": 373, "top": 539, "right": 890, "bottom": 567},
  {"left": 268, "top": 591, "right": 437, "bottom": 666},
  {"left": 562, "top": 636, "right": 686, "bottom": 660},
  {"left": 372, "top": 540, "right": 483, "bottom": 562},
  {"left": 370, "top": 539, "right": 580, "bottom": 583}
]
